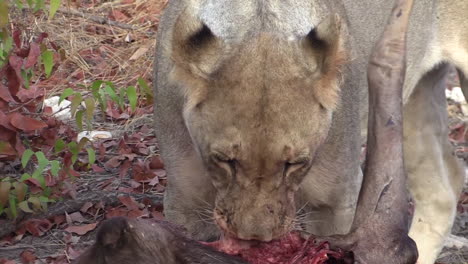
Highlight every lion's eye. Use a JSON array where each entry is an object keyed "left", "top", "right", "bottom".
[
  {"left": 212, "top": 154, "right": 237, "bottom": 173},
  {"left": 285, "top": 161, "right": 303, "bottom": 172},
  {"left": 284, "top": 159, "right": 309, "bottom": 175}
]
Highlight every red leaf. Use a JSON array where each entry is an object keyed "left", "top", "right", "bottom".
[
  {"left": 104, "top": 155, "right": 125, "bottom": 168},
  {"left": 0, "top": 83, "right": 16, "bottom": 102},
  {"left": 8, "top": 55, "right": 23, "bottom": 84},
  {"left": 154, "top": 169, "right": 167, "bottom": 178},
  {"left": 0, "top": 99, "right": 8, "bottom": 111},
  {"left": 118, "top": 196, "right": 140, "bottom": 211},
  {"left": 67, "top": 245, "right": 83, "bottom": 260},
  {"left": 133, "top": 160, "right": 156, "bottom": 182},
  {"left": 0, "top": 141, "right": 16, "bottom": 157},
  {"left": 148, "top": 176, "right": 159, "bottom": 186},
  {"left": 149, "top": 155, "right": 164, "bottom": 169},
  {"left": 80, "top": 202, "right": 94, "bottom": 213},
  {"left": 127, "top": 209, "right": 146, "bottom": 219},
  {"left": 129, "top": 180, "right": 141, "bottom": 189},
  {"left": 20, "top": 250, "right": 36, "bottom": 264},
  {"left": 53, "top": 215, "right": 66, "bottom": 226},
  {"left": 13, "top": 30, "right": 22, "bottom": 48},
  {"left": 119, "top": 159, "right": 131, "bottom": 178},
  {"left": 0, "top": 259, "right": 16, "bottom": 264},
  {"left": 68, "top": 212, "right": 86, "bottom": 223},
  {"left": 35, "top": 32, "right": 48, "bottom": 43},
  {"left": 14, "top": 134, "right": 25, "bottom": 157},
  {"left": 24, "top": 178, "right": 42, "bottom": 188},
  {"left": 98, "top": 142, "right": 106, "bottom": 160},
  {"left": 45, "top": 174, "right": 57, "bottom": 187},
  {"left": 118, "top": 138, "right": 133, "bottom": 154},
  {"left": 23, "top": 219, "right": 52, "bottom": 236},
  {"left": 24, "top": 43, "right": 41, "bottom": 69},
  {"left": 0, "top": 111, "right": 15, "bottom": 132},
  {"left": 151, "top": 211, "right": 165, "bottom": 220},
  {"left": 108, "top": 10, "right": 130, "bottom": 21},
  {"left": 65, "top": 223, "right": 98, "bottom": 235},
  {"left": 106, "top": 208, "right": 129, "bottom": 218},
  {"left": 44, "top": 106, "right": 53, "bottom": 115},
  {"left": 16, "top": 85, "right": 44, "bottom": 102},
  {"left": 91, "top": 164, "right": 105, "bottom": 173},
  {"left": 9, "top": 113, "right": 47, "bottom": 131},
  {"left": 6, "top": 65, "right": 21, "bottom": 96}
]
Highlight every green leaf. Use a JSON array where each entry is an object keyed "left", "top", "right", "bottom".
[
  {"left": 54, "top": 138, "right": 66, "bottom": 153},
  {"left": 1, "top": 36, "right": 13, "bottom": 57},
  {"left": 86, "top": 148, "right": 96, "bottom": 165},
  {"left": 9, "top": 196, "right": 17, "bottom": 219},
  {"left": 20, "top": 173, "right": 31, "bottom": 181},
  {"left": 68, "top": 142, "right": 79, "bottom": 164},
  {"left": 50, "top": 160, "right": 60, "bottom": 177},
  {"left": 39, "top": 196, "right": 49, "bottom": 211},
  {"left": 21, "top": 149, "right": 35, "bottom": 168},
  {"left": 39, "top": 196, "right": 49, "bottom": 203},
  {"left": 126, "top": 86, "right": 137, "bottom": 111},
  {"left": 41, "top": 201, "right": 48, "bottom": 212},
  {"left": 35, "top": 151, "right": 49, "bottom": 170},
  {"left": 18, "top": 201, "right": 33, "bottom": 213},
  {"left": 90, "top": 80, "right": 104, "bottom": 93},
  {"left": 48, "top": 0, "right": 60, "bottom": 19},
  {"left": 31, "top": 170, "right": 46, "bottom": 188},
  {"left": 77, "top": 137, "right": 90, "bottom": 151},
  {"left": 42, "top": 187, "right": 51, "bottom": 197},
  {"left": 26, "top": 0, "right": 33, "bottom": 7},
  {"left": 14, "top": 0, "right": 23, "bottom": 8},
  {"left": 118, "top": 88, "right": 126, "bottom": 110},
  {"left": 98, "top": 88, "right": 107, "bottom": 112},
  {"left": 59, "top": 88, "right": 74, "bottom": 105},
  {"left": 70, "top": 93, "right": 83, "bottom": 117},
  {"left": 138, "top": 78, "right": 153, "bottom": 103},
  {"left": 137, "top": 77, "right": 151, "bottom": 95},
  {"left": 28, "top": 197, "right": 41, "bottom": 210},
  {"left": 104, "top": 84, "right": 120, "bottom": 106},
  {"left": 84, "top": 97, "right": 95, "bottom": 121},
  {"left": 13, "top": 182, "right": 28, "bottom": 202},
  {"left": 20, "top": 69, "right": 31, "bottom": 89},
  {"left": 0, "top": 0, "right": 8, "bottom": 27},
  {"left": 0, "top": 181, "right": 11, "bottom": 207},
  {"left": 0, "top": 141, "right": 12, "bottom": 155},
  {"left": 75, "top": 110, "right": 84, "bottom": 131},
  {"left": 0, "top": 177, "right": 10, "bottom": 182},
  {"left": 33, "top": 0, "right": 45, "bottom": 12},
  {"left": 41, "top": 50, "right": 54, "bottom": 78}
]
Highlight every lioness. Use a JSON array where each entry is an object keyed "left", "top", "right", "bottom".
[{"left": 153, "top": 1, "right": 467, "bottom": 263}]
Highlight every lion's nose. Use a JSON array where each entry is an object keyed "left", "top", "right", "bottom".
[{"left": 233, "top": 205, "right": 280, "bottom": 241}]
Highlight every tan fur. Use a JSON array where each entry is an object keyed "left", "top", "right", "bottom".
[{"left": 153, "top": 0, "right": 467, "bottom": 263}]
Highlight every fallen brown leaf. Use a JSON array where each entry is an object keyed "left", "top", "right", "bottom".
[
  {"left": 9, "top": 113, "right": 47, "bottom": 131},
  {"left": 20, "top": 250, "right": 36, "bottom": 264},
  {"left": 65, "top": 222, "right": 98, "bottom": 235}
]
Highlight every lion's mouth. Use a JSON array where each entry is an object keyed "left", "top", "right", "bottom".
[
  {"left": 202, "top": 233, "right": 258, "bottom": 255},
  {"left": 203, "top": 232, "right": 349, "bottom": 264}
]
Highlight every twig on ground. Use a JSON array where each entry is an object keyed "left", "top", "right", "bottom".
[{"left": 57, "top": 8, "right": 137, "bottom": 31}]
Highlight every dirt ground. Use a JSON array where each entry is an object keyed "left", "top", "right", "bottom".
[{"left": 0, "top": 1, "right": 467, "bottom": 263}]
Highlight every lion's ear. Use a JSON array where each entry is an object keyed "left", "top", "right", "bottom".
[
  {"left": 171, "top": 8, "right": 224, "bottom": 79},
  {"left": 303, "top": 14, "right": 347, "bottom": 111}
]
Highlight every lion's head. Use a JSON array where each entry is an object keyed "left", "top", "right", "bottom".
[{"left": 167, "top": 8, "right": 347, "bottom": 241}]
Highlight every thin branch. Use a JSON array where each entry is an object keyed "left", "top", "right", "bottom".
[{"left": 57, "top": 8, "right": 137, "bottom": 31}]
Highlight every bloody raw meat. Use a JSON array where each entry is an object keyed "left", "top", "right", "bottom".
[{"left": 204, "top": 232, "right": 348, "bottom": 264}]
